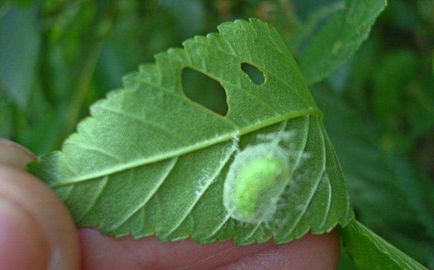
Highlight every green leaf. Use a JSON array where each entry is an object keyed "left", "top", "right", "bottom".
[
  {"left": 314, "top": 84, "right": 434, "bottom": 267},
  {"left": 342, "top": 219, "right": 428, "bottom": 270},
  {"left": 298, "top": 0, "right": 387, "bottom": 85},
  {"left": 159, "top": 0, "right": 205, "bottom": 38},
  {"left": 0, "top": 92, "right": 14, "bottom": 138},
  {"left": 0, "top": 4, "right": 40, "bottom": 107},
  {"left": 29, "top": 19, "right": 353, "bottom": 244}
]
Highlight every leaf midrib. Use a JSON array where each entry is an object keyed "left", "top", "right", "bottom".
[{"left": 52, "top": 108, "right": 321, "bottom": 187}]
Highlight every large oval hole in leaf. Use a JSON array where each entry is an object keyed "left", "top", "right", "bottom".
[
  {"left": 182, "top": 67, "right": 228, "bottom": 116},
  {"left": 241, "top": 62, "right": 265, "bottom": 85}
]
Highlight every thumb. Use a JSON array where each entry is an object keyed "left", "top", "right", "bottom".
[{"left": 0, "top": 139, "right": 80, "bottom": 270}]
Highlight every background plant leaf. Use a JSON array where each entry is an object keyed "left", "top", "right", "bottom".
[
  {"left": 30, "top": 19, "right": 353, "bottom": 244},
  {"left": 296, "top": 0, "right": 387, "bottom": 85},
  {"left": 0, "top": 4, "right": 40, "bottom": 108},
  {"left": 342, "top": 219, "right": 427, "bottom": 270},
  {"left": 314, "top": 85, "right": 434, "bottom": 268}
]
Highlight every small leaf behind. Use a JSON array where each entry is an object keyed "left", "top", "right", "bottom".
[
  {"left": 299, "top": 0, "right": 387, "bottom": 85},
  {"left": 342, "top": 219, "right": 428, "bottom": 270}
]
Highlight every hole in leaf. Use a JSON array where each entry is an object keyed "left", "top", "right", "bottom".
[
  {"left": 241, "top": 63, "right": 265, "bottom": 85},
  {"left": 182, "top": 68, "right": 228, "bottom": 116}
]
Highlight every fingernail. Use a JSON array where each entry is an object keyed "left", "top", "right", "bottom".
[
  {"left": 0, "top": 198, "right": 50, "bottom": 270},
  {"left": 0, "top": 139, "right": 35, "bottom": 169}
]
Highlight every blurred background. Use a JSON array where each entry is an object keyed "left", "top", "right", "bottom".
[{"left": 0, "top": 0, "right": 433, "bottom": 268}]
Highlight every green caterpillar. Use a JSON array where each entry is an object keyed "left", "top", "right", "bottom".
[{"left": 223, "top": 138, "right": 291, "bottom": 224}]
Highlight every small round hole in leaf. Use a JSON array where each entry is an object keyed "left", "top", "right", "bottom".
[
  {"left": 182, "top": 68, "right": 228, "bottom": 116},
  {"left": 241, "top": 63, "right": 265, "bottom": 85}
]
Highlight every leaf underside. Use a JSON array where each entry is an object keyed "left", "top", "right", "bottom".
[{"left": 29, "top": 19, "right": 352, "bottom": 244}]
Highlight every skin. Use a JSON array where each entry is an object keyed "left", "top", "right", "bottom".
[{"left": 0, "top": 138, "right": 340, "bottom": 270}]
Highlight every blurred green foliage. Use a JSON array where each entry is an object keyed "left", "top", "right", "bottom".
[{"left": 0, "top": 0, "right": 433, "bottom": 268}]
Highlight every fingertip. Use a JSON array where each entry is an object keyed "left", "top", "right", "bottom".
[
  {"left": 0, "top": 198, "right": 50, "bottom": 270},
  {"left": 218, "top": 232, "right": 340, "bottom": 270},
  {"left": 0, "top": 165, "right": 81, "bottom": 270},
  {"left": 79, "top": 228, "right": 340, "bottom": 270},
  {"left": 0, "top": 140, "right": 81, "bottom": 270},
  {"left": 0, "top": 139, "right": 35, "bottom": 169},
  {"left": 0, "top": 139, "right": 80, "bottom": 270}
]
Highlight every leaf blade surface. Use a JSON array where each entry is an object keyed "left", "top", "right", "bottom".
[{"left": 30, "top": 19, "right": 352, "bottom": 244}]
